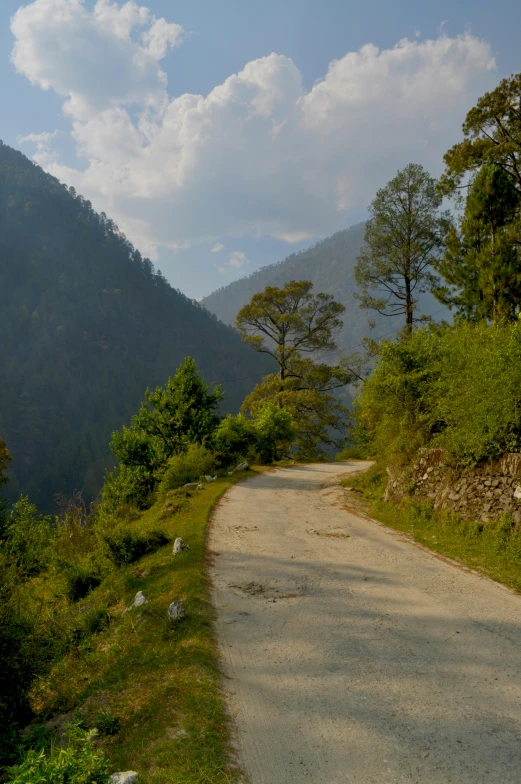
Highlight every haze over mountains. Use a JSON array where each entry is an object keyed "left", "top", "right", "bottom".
[
  {"left": 203, "top": 224, "right": 401, "bottom": 354},
  {"left": 0, "top": 142, "right": 273, "bottom": 510}
]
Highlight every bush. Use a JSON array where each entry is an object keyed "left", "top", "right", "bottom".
[
  {"left": 158, "top": 443, "right": 216, "bottom": 494},
  {"left": 2, "top": 497, "right": 54, "bottom": 577},
  {"left": 7, "top": 723, "right": 110, "bottom": 784},
  {"left": 212, "top": 414, "right": 257, "bottom": 466},
  {"left": 357, "top": 322, "right": 521, "bottom": 466},
  {"left": 103, "top": 527, "right": 168, "bottom": 567},
  {"left": 213, "top": 404, "right": 295, "bottom": 466},
  {"left": 252, "top": 403, "right": 295, "bottom": 463}
]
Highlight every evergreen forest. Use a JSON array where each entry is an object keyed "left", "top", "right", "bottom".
[{"left": 0, "top": 142, "right": 274, "bottom": 510}]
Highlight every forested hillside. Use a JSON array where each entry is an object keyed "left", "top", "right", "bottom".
[
  {"left": 0, "top": 142, "right": 273, "bottom": 510},
  {"left": 202, "top": 224, "right": 407, "bottom": 351}
]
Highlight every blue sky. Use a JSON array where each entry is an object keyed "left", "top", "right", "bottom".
[{"left": 2, "top": 0, "right": 520, "bottom": 297}]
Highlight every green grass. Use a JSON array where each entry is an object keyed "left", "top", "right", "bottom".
[
  {"left": 344, "top": 465, "right": 521, "bottom": 593},
  {"left": 26, "top": 472, "right": 254, "bottom": 783}
]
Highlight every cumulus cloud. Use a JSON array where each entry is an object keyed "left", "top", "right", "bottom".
[
  {"left": 218, "top": 251, "right": 249, "bottom": 274},
  {"left": 11, "top": 1, "right": 498, "bottom": 256},
  {"left": 211, "top": 243, "right": 224, "bottom": 253},
  {"left": 10, "top": 0, "right": 183, "bottom": 120}
]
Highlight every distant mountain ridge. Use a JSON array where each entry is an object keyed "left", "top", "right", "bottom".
[
  {"left": 0, "top": 142, "right": 273, "bottom": 510},
  {"left": 202, "top": 223, "right": 404, "bottom": 354}
]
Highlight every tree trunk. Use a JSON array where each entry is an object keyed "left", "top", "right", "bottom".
[{"left": 405, "top": 275, "right": 413, "bottom": 338}]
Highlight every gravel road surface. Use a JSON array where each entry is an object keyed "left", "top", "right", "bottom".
[{"left": 209, "top": 463, "right": 521, "bottom": 784}]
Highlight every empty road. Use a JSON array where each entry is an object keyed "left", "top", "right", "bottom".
[{"left": 209, "top": 463, "right": 521, "bottom": 784}]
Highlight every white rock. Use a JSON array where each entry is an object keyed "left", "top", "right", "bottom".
[
  {"left": 109, "top": 772, "right": 138, "bottom": 784},
  {"left": 205, "top": 475, "right": 218, "bottom": 482},
  {"left": 182, "top": 481, "right": 200, "bottom": 488},
  {"left": 197, "top": 483, "right": 203, "bottom": 489},
  {"left": 229, "top": 461, "right": 249, "bottom": 474},
  {"left": 168, "top": 600, "right": 186, "bottom": 621},
  {"left": 127, "top": 591, "right": 148, "bottom": 610},
  {"left": 173, "top": 537, "right": 188, "bottom": 554}
]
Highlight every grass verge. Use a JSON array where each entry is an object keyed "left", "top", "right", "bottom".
[
  {"left": 344, "top": 464, "right": 521, "bottom": 593},
  {"left": 25, "top": 471, "right": 255, "bottom": 783}
]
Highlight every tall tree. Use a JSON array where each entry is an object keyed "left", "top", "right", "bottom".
[
  {"left": 355, "top": 163, "right": 449, "bottom": 336},
  {"left": 236, "top": 280, "right": 345, "bottom": 380},
  {"left": 434, "top": 164, "right": 521, "bottom": 322},
  {"left": 440, "top": 73, "right": 521, "bottom": 199},
  {"left": 237, "top": 281, "right": 353, "bottom": 457}
]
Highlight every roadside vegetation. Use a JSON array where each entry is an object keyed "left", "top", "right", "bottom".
[
  {"left": 0, "top": 280, "right": 348, "bottom": 779},
  {"left": 345, "top": 73, "right": 521, "bottom": 592},
  {"left": 344, "top": 465, "right": 521, "bottom": 593}
]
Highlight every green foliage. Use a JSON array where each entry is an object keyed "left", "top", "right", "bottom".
[
  {"left": 236, "top": 280, "right": 345, "bottom": 380},
  {"left": 158, "top": 443, "right": 217, "bottom": 493},
  {"left": 105, "top": 358, "right": 222, "bottom": 511},
  {"left": 355, "top": 163, "right": 448, "bottom": 334},
  {"left": 440, "top": 73, "right": 521, "bottom": 199},
  {"left": 357, "top": 322, "right": 521, "bottom": 466},
  {"left": 103, "top": 527, "right": 168, "bottom": 567},
  {"left": 2, "top": 497, "right": 54, "bottom": 577},
  {"left": 251, "top": 403, "right": 296, "bottom": 463},
  {"left": 0, "top": 142, "right": 273, "bottom": 512},
  {"left": 236, "top": 281, "right": 352, "bottom": 458},
  {"left": 242, "top": 372, "right": 350, "bottom": 459},
  {"left": 212, "top": 414, "right": 257, "bottom": 465},
  {"left": 435, "top": 164, "right": 521, "bottom": 321},
  {"left": 7, "top": 723, "right": 110, "bottom": 784},
  {"left": 213, "top": 404, "right": 295, "bottom": 464}
]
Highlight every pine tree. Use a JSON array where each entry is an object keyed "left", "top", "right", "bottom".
[
  {"left": 435, "top": 164, "right": 521, "bottom": 322},
  {"left": 355, "top": 163, "right": 448, "bottom": 336}
]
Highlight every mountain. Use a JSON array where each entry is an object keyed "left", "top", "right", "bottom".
[
  {"left": 0, "top": 142, "right": 274, "bottom": 510},
  {"left": 202, "top": 224, "right": 405, "bottom": 354}
]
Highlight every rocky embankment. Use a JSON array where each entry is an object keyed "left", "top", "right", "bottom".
[{"left": 385, "top": 449, "right": 521, "bottom": 523}]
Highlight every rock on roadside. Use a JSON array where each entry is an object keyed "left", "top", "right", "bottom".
[
  {"left": 173, "top": 537, "right": 189, "bottom": 554},
  {"left": 109, "top": 772, "right": 138, "bottom": 784},
  {"left": 125, "top": 591, "right": 148, "bottom": 612},
  {"left": 168, "top": 600, "right": 186, "bottom": 621}
]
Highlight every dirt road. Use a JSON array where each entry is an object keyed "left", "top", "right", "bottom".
[{"left": 209, "top": 463, "right": 521, "bottom": 784}]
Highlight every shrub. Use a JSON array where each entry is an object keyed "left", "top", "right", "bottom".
[
  {"left": 213, "top": 414, "right": 256, "bottom": 466},
  {"left": 2, "top": 497, "right": 54, "bottom": 577},
  {"left": 213, "top": 404, "right": 295, "bottom": 465},
  {"left": 103, "top": 527, "right": 168, "bottom": 567},
  {"left": 7, "top": 723, "right": 110, "bottom": 784},
  {"left": 357, "top": 322, "right": 521, "bottom": 466},
  {"left": 158, "top": 443, "right": 216, "bottom": 494},
  {"left": 252, "top": 403, "right": 295, "bottom": 463}
]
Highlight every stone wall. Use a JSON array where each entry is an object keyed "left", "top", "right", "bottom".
[{"left": 385, "top": 448, "right": 521, "bottom": 523}]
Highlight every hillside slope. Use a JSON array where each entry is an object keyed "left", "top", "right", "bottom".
[
  {"left": 0, "top": 142, "right": 273, "bottom": 509},
  {"left": 202, "top": 223, "right": 404, "bottom": 352}
]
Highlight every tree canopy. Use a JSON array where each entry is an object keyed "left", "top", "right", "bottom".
[
  {"left": 440, "top": 73, "right": 521, "bottom": 199},
  {"left": 236, "top": 280, "right": 345, "bottom": 380},
  {"left": 355, "top": 163, "right": 448, "bottom": 335},
  {"left": 434, "top": 164, "right": 521, "bottom": 321},
  {"left": 237, "top": 281, "right": 352, "bottom": 457}
]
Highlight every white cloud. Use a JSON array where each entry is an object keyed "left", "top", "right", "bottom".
[
  {"left": 10, "top": 0, "right": 183, "bottom": 120},
  {"left": 11, "top": 3, "right": 497, "bottom": 257},
  {"left": 18, "top": 129, "right": 58, "bottom": 166},
  {"left": 218, "top": 250, "right": 249, "bottom": 274},
  {"left": 211, "top": 242, "right": 224, "bottom": 253}
]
